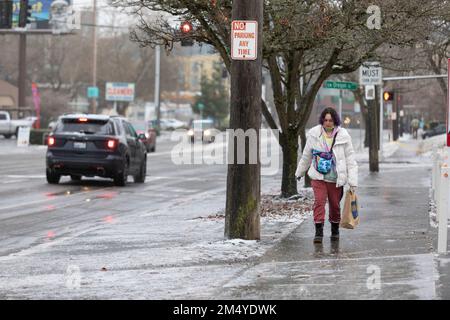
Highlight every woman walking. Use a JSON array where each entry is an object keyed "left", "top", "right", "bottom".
[{"left": 295, "top": 107, "right": 358, "bottom": 243}]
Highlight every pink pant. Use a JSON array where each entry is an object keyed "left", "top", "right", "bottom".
[{"left": 311, "top": 180, "right": 344, "bottom": 224}]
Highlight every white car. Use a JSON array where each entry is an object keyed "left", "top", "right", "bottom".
[
  {"left": 187, "top": 119, "right": 219, "bottom": 143},
  {"left": 160, "top": 119, "right": 187, "bottom": 130}
]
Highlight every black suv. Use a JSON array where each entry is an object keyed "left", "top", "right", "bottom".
[{"left": 46, "top": 114, "right": 147, "bottom": 186}]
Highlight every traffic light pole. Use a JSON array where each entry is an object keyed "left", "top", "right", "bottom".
[
  {"left": 393, "top": 92, "right": 399, "bottom": 141},
  {"left": 368, "top": 87, "right": 379, "bottom": 172},
  {"left": 91, "top": 0, "right": 98, "bottom": 114},
  {"left": 18, "top": 33, "right": 26, "bottom": 112},
  {"left": 379, "top": 81, "right": 384, "bottom": 159}
]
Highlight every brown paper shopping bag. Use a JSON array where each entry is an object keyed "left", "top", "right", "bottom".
[{"left": 340, "top": 190, "right": 360, "bottom": 229}]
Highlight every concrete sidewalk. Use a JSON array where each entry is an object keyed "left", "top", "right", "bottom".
[{"left": 218, "top": 140, "right": 447, "bottom": 299}]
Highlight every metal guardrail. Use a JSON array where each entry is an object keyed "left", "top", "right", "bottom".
[{"left": 431, "top": 146, "right": 449, "bottom": 254}]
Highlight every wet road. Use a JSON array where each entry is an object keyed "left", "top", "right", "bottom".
[
  {"left": 0, "top": 136, "right": 229, "bottom": 258},
  {"left": 218, "top": 139, "right": 441, "bottom": 299}
]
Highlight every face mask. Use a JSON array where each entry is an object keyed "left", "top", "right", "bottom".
[{"left": 324, "top": 126, "right": 334, "bottom": 133}]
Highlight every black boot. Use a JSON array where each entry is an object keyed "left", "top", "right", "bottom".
[
  {"left": 331, "top": 222, "right": 340, "bottom": 241},
  {"left": 314, "top": 223, "right": 324, "bottom": 243}
]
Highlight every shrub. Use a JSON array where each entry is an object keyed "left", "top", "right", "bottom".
[{"left": 30, "top": 129, "right": 51, "bottom": 145}]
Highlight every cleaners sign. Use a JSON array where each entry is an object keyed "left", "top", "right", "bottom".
[
  {"left": 105, "top": 82, "right": 135, "bottom": 102},
  {"left": 231, "top": 20, "right": 257, "bottom": 60}
]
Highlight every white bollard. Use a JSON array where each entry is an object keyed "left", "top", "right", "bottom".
[
  {"left": 432, "top": 146, "right": 437, "bottom": 201},
  {"left": 437, "top": 153, "right": 450, "bottom": 254}
]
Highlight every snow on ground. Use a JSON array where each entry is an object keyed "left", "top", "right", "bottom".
[
  {"left": 0, "top": 174, "right": 314, "bottom": 299},
  {"left": 354, "top": 141, "right": 400, "bottom": 162},
  {"left": 428, "top": 188, "right": 438, "bottom": 229},
  {"left": 418, "top": 134, "right": 446, "bottom": 157}
]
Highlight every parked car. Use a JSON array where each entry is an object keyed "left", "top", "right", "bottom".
[
  {"left": 187, "top": 119, "right": 219, "bottom": 143},
  {"left": 46, "top": 114, "right": 147, "bottom": 186},
  {"left": 48, "top": 121, "right": 57, "bottom": 131},
  {"left": 0, "top": 111, "right": 35, "bottom": 139},
  {"left": 160, "top": 118, "right": 187, "bottom": 130},
  {"left": 130, "top": 121, "right": 157, "bottom": 153},
  {"left": 422, "top": 123, "right": 447, "bottom": 139}
]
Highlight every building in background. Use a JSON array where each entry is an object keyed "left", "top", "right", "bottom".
[{"left": 0, "top": 80, "right": 18, "bottom": 110}]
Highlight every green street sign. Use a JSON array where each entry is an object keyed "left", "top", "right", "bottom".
[
  {"left": 323, "top": 81, "right": 358, "bottom": 90},
  {"left": 87, "top": 86, "right": 99, "bottom": 98},
  {"left": 197, "top": 103, "right": 205, "bottom": 110}
]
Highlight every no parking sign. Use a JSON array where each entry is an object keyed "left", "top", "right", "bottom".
[{"left": 231, "top": 20, "right": 258, "bottom": 60}]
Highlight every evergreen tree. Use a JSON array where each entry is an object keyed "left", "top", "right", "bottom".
[{"left": 193, "top": 64, "right": 229, "bottom": 127}]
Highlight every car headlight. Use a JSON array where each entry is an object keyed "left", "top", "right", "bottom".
[
  {"left": 204, "top": 129, "right": 211, "bottom": 136},
  {"left": 187, "top": 129, "right": 194, "bottom": 136}
]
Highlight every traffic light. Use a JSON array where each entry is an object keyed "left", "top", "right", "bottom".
[
  {"left": 383, "top": 91, "right": 394, "bottom": 101},
  {"left": 180, "top": 20, "right": 194, "bottom": 46},
  {"left": 18, "top": 0, "right": 32, "bottom": 28},
  {"left": 180, "top": 21, "right": 193, "bottom": 34},
  {"left": 0, "top": 0, "right": 13, "bottom": 29}
]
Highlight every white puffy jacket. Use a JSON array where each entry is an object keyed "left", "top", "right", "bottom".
[{"left": 295, "top": 125, "right": 358, "bottom": 187}]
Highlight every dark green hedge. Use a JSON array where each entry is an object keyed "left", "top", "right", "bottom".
[{"left": 30, "top": 129, "right": 51, "bottom": 145}]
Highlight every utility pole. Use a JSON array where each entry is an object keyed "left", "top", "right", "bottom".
[
  {"left": 154, "top": 45, "right": 161, "bottom": 132},
  {"left": 379, "top": 81, "right": 384, "bottom": 159},
  {"left": 225, "top": 0, "right": 263, "bottom": 240},
  {"left": 17, "top": 0, "right": 30, "bottom": 114},
  {"left": 91, "top": 0, "right": 98, "bottom": 114},
  {"left": 393, "top": 91, "right": 399, "bottom": 141},
  {"left": 18, "top": 33, "right": 26, "bottom": 113}
]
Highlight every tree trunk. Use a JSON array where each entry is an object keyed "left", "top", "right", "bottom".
[
  {"left": 364, "top": 116, "right": 370, "bottom": 148},
  {"left": 281, "top": 130, "right": 299, "bottom": 197},
  {"left": 225, "top": 0, "right": 262, "bottom": 240},
  {"left": 299, "top": 127, "right": 311, "bottom": 188}
]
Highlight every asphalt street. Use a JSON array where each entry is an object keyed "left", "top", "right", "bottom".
[
  {"left": 0, "top": 129, "right": 370, "bottom": 259},
  {"left": 0, "top": 135, "right": 230, "bottom": 258}
]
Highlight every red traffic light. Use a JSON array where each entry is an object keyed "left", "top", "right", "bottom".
[
  {"left": 180, "top": 21, "right": 193, "bottom": 34},
  {"left": 383, "top": 91, "right": 394, "bottom": 101}
]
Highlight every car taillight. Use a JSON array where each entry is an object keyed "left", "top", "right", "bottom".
[
  {"left": 107, "top": 139, "right": 116, "bottom": 149},
  {"left": 48, "top": 137, "right": 55, "bottom": 146},
  {"left": 79, "top": 118, "right": 88, "bottom": 122}
]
